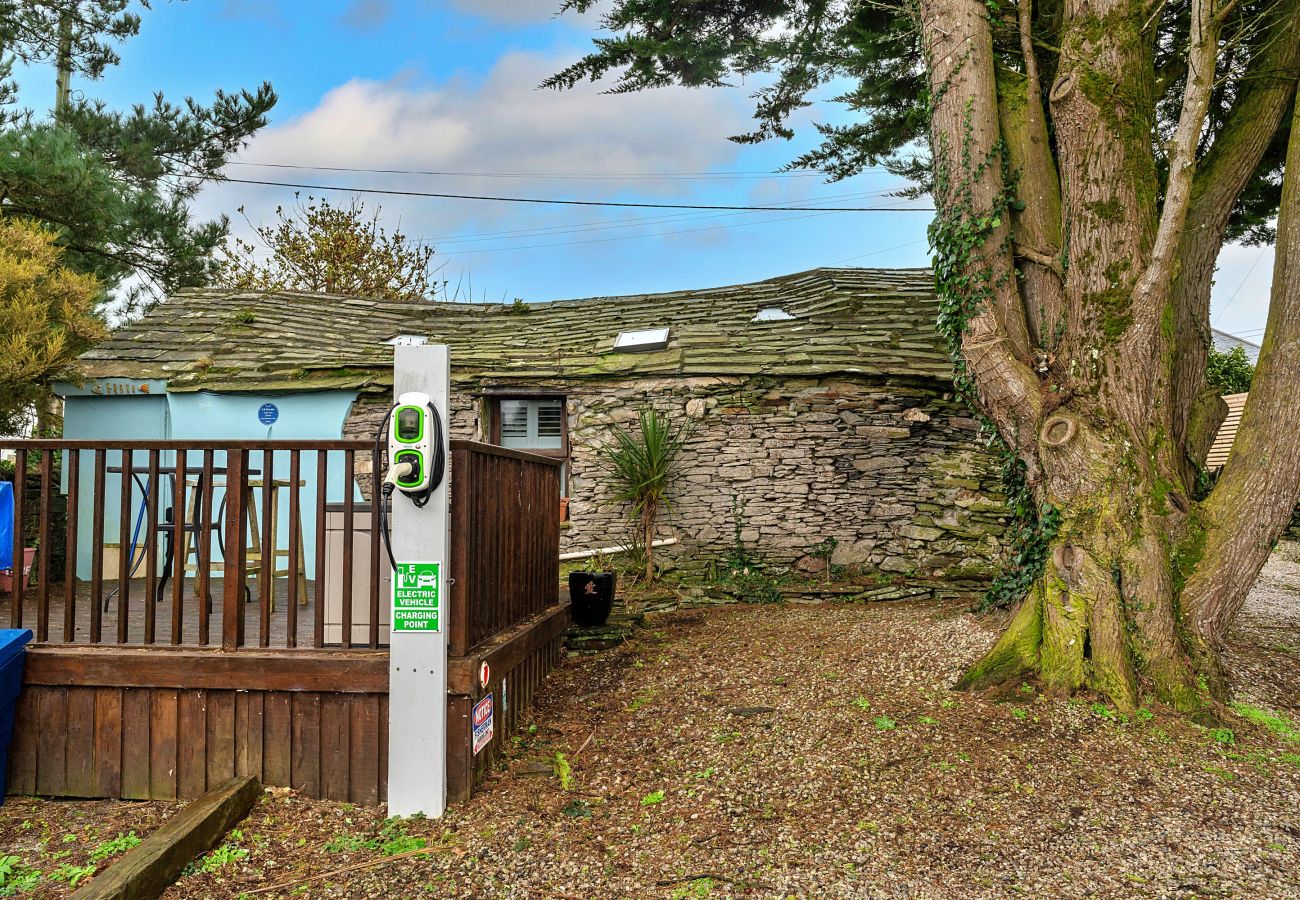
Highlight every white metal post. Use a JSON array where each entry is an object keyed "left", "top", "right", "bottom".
[{"left": 387, "top": 344, "right": 450, "bottom": 817}]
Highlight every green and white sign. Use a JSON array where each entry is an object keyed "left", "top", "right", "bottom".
[{"left": 392, "top": 561, "right": 442, "bottom": 633}]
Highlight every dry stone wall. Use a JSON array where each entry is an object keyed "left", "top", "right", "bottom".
[{"left": 344, "top": 374, "right": 1010, "bottom": 584}]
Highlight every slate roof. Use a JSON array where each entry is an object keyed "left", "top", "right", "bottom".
[
  {"left": 1210, "top": 328, "right": 1261, "bottom": 363},
  {"left": 80, "top": 267, "right": 948, "bottom": 393}
]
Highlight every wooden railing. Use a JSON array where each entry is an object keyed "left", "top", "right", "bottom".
[
  {"left": 3, "top": 439, "right": 563, "bottom": 658},
  {"left": 0, "top": 440, "right": 383, "bottom": 650},
  {"left": 448, "top": 441, "right": 562, "bottom": 657}
]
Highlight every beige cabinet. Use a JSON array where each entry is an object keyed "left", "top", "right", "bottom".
[{"left": 322, "top": 503, "right": 392, "bottom": 645}]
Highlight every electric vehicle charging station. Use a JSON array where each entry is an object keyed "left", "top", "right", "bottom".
[{"left": 385, "top": 344, "right": 451, "bottom": 817}]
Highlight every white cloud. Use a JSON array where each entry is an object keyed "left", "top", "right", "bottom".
[
  {"left": 340, "top": 0, "right": 394, "bottom": 31},
  {"left": 197, "top": 51, "right": 755, "bottom": 298},
  {"left": 447, "top": 0, "right": 589, "bottom": 25}
]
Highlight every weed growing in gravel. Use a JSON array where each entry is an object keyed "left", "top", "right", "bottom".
[
  {"left": 627, "top": 689, "right": 656, "bottom": 711},
  {"left": 1281, "top": 753, "right": 1300, "bottom": 767},
  {"left": 851, "top": 697, "right": 872, "bottom": 711},
  {"left": 1209, "top": 727, "right": 1236, "bottom": 746},
  {"left": 918, "top": 715, "right": 940, "bottom": 725},
  {"left": 1090, "top": 703, "right": 1117, "bottom": 721},
  {"left": 1231, "top": 703, "right": 1299, "bottom": 741},
  {"left": 670, "top": 877, "right": 714, "bottom": 898},
  {"left": 1011, "top": 708, "right": 1028, "bottom": 720},
  {"left": 553, "top": 752, "right": 575, "bottom": 790},
  {"left": 199, "top": 842, "right": 248, "bottom": 873},
  {"left": 325, "top": 818, "right": 427, "bottom": 856},
  {"left": 641, "top": 790, "right": 665, "bottom": 806},
  {"left": 940, "top": 698, "right": 957, "bottom": 709},
  {"left": 1202, "top": 764, "right": 1237, "bottom": 782},
  {"left": 562, "top": 800, "right": 592, "bottom": 818},
  {"left": 874, "top": 715, "right": 897, "bottom": 731}
]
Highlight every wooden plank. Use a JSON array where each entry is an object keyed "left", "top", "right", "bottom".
[
  {"left": 90, "top": 450, "right": 105, "bottom": 642},
  {"left": 258, "top": 450, "right": 274, "bottom": 648},
  {"left": 177, "top": 691, "right": 208, "bottom": 798},
  {"left": 445, "top": 694, "right": 473, "bottom": 805},
  {"left": 206, "top": 690, "right": 236, "bottom": 790},
  {"left": 117, "top": 455, "right": 132, "bottom": 644},
  {"left": 35, "top": 686, "right": 68, "bottom": 795},
  {"left": 63, "top": 450, "right": 80, "bottom": 643},
  {"left": 197, "top": 450, "right": 214, "bottom": 646},
  {"left": 69, "top": 776, "right": 261, "bottom": 900},
  {"left": 286, "top": 450, "right": 300, "bottom": 648},
  {"left": 36, "top": 451, "right": 52, "bottom": 641},
  {"left": 348, "top": 694, "right": 380, "bottom": 807},
  {"left": 341, "top": 450, "right": 354, "bottom": 649},
  {"left": 319, "top": 694, "right": 350, "bottom": 801},
  {"left": 94, "top": 688, "right": 124, "bottom": 798},
  {"left": 262, "top": 692, "right": 292, "bottom": 788},
  {"left": 449, "top": 444, "right": 471, "bottom": 658},
  {"left": 234, "top": 691, "right": 265, "bottom": 782},
  {"left": 314, "top": 449, "right": 327, "bottom": 649},
  {"left": 447, "top": 601, "right": 571, "bottom": 695},
  {"left": 377, "top": 693, "right": 389, "bottom": 803},
  {"left": 6, "top": 688, "right": 38, "bottom": 794},
  {"left": 170, "top": 449, "right": 186, "bottom": 646},
  {"left": 144, "top": 450, "right": 160, "bottom": 645},
  {"left": 119, "top": 689, "right": 151, "bottom": 800},
  {"left": 149, "top": 689, "right": 179, "bottom": 800},
  {"left": 64, "top": 687, "right": 96, "bottom": 797},
  {"left": 24, "top": 646, "right": 389, "bottom": 693},
  {"left": 221, "top": 450, "right": 246, "bottom": 650},
  {"left": 290, "top": 692, "right": 321, "bottom": 797}
]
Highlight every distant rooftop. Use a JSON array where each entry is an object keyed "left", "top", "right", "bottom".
[
  {"left": 78, "top": 268, "right": 949, "bottom": 393},
  {"left": 1211, "top": 328, "right": 1261, "bottom": 363}
]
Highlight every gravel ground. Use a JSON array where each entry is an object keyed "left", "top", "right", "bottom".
[{"left": 3, "top": 548, "right": 1298, "bottom": 899}]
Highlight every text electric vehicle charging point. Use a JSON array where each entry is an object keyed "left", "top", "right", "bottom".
[{"left": 385, "top": 344, "right": 450, "bottom": 818}]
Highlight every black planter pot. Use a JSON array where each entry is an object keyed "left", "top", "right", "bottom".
[{"left": 569, "top": 571, "right": 616, "bottom": 627}]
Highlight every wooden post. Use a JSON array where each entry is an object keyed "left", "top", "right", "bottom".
[{"left": 222, "top": 450, "right": 247, "bottom": 651}]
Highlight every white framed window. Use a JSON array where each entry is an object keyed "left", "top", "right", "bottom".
[{"left": 493, "top": 397, "right": 565, "bottom": 453}]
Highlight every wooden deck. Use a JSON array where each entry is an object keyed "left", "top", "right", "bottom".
[{"left": 1, "top": 577, "right": 330, "bottom": 648}]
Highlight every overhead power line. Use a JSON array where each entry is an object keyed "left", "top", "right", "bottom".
[
  {"left": 224, "top": 160, "right": 879, "bottom": 180},
  {"left": 216, "top": 176, "right": 936, "bottom": 213}
]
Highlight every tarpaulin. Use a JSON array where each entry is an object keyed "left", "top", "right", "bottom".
[{"left": 0, "top": 482, "right": 12, "bottom": 571}]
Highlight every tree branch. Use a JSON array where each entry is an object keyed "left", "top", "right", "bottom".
[
  {"left": 921, "top": 0, "right": 1043, "bottom": 455},
  {"left": 1183, "top": 88, "right": 1300, "bottom": 647},
  {"left": 1167, "top": 5, "right": 1300, "bottom": 451},
  {"left": 1134, "top": 0, "right": 1223, "bottom": 313}
]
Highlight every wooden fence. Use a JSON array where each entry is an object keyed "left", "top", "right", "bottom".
[{"left": 2, "top": 438, "right": 567, "bottom": 805}]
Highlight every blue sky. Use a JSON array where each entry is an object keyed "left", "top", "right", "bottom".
[{"left": 16, "top": 0, "right": 1273, "bottom": 341}]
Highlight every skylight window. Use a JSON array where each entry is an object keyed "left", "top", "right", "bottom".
[
  {"left": 753, "top": 307, "right": 795, "bottom": 322},
  {"left": 385, "top": 334, "right": 428, "bottom": 346},
  {"left": 613, "top": 327, "right": 670, "bottom": 353}
]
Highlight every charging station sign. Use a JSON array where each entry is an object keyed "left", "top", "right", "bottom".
[{"left": 392, "top": 561, "right": 442, "bottom": 632}]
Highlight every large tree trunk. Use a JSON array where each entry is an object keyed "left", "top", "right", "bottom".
[{"left": 921, "top": 0, "right": 1300, "bottom": 713}]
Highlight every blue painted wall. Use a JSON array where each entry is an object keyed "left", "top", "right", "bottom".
[{"left": 63, "top": 389, "right": 362, "bottom": 580}]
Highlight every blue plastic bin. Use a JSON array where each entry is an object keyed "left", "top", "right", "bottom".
[{"left": 0, "top": 628, "right": 33, "bottom": 805}]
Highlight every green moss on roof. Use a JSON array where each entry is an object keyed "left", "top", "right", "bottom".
[{"left": 81, "top": 267, "right": 948, "bottom": 391}]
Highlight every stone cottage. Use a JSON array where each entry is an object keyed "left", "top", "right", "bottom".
[{"left": 70, "top": 267, "right": 1009, "bottom": 588}]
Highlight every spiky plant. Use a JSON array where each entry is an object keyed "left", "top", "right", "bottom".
[{"left": 600, "top": 407, "right": 691, "bottom": 582}]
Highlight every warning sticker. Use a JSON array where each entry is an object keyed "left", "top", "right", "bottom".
[
  {"left": 392, "top": 561, "right": 441, "bottom": 633},
  {"left": 472, "top": 694, "right": 494, "bottom": 755}
]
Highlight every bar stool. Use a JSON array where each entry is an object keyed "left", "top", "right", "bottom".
[{"left": 245, "top": 477, "right": 309, "bottom": 611}]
